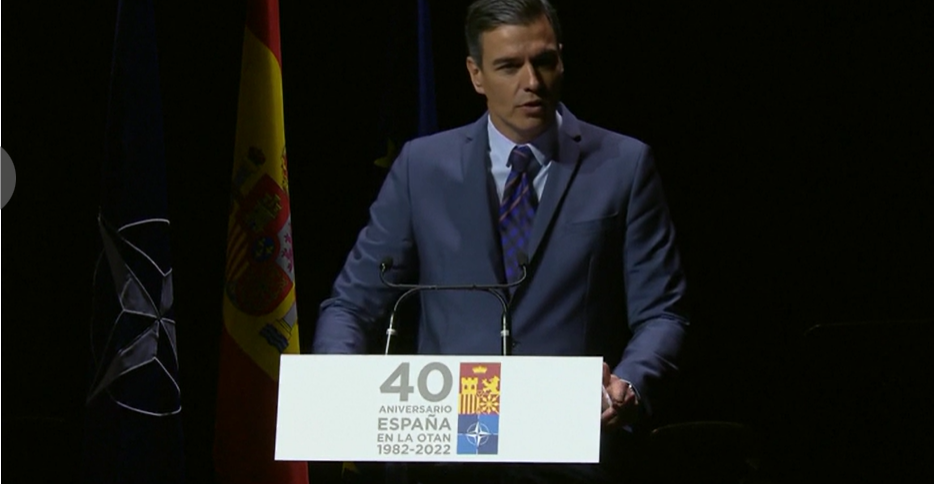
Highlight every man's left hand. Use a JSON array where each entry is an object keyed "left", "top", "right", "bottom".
[{"left": 601, "top": 363, "right": 639, "bottom": 429}]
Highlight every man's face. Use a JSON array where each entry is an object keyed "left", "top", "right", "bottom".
[{"left": 467, "top": 15, "right": 564, "bottom": 144}]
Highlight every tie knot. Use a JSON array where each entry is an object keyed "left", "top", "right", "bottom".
[{"left": 508, "top": 145, "right": 534, "bottom": 173}]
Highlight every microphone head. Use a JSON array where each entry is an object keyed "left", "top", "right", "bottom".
[
  {"left": 517, "top": 252, "right": 529, "bottom": 267},
  {"left": 380, "top": 256, "right": 395, "bottom": 273}
]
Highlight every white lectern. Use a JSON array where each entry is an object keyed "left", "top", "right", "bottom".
[{"left": 275, "top": 355, "right": 603, "bottom": 463}]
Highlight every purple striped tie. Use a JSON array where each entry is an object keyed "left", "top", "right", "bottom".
[{"left": 499, "top": 145, "right": 536, "bottom": 283}]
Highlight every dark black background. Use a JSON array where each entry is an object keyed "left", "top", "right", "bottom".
[{"left": 3, "top": 1, "right": 932, "bottom": 483}]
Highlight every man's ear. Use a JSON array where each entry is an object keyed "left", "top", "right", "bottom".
[
  {"left": 466, "top": 56, "right": 485, "bottom": 95},
  {"left": 557, "top": 43, "right": 565, "bottom": 73}
]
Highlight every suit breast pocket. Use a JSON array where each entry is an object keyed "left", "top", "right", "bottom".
[{"left": 562, "top": 213, "right": 620, "bottom": 235}]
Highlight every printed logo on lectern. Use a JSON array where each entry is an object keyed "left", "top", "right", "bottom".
[
  {"left": 457, "top": 363, "right": 501, "bottom": 455},
  {"left": 1, "top": 147, "right": 17, "bottom": 209}
]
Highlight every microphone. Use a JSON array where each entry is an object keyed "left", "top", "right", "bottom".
[{"left": 379, "top": 254, "right": 529, "bottom": 356}]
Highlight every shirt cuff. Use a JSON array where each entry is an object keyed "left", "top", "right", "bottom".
[{"left": 620, "top": 379, "right": 642, "bottom": 406}]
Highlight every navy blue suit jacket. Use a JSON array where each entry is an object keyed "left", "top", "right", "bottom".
[{"left": 313, "top": 104, "right": 688, "bottom": 418}]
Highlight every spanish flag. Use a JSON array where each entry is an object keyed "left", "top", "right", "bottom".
[{"left": 214, "top": 1, "right": 308, "bottom": 483}]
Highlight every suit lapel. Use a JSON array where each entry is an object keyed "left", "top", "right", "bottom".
[
  {"left": 527, "top": 106, "right": 582, "bottom": 262},
  {"left": 460, "top": 115, "right": 506, "bottom": 283},
  {"left": 455, "top": 107, "right": 584, "bottom": 292}
]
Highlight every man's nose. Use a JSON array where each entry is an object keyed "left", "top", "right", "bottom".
[{"left": 522, "top": 63, "right": 541, "bottom": 91}]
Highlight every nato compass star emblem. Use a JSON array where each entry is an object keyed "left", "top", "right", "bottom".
[
  {"left": 457, "top": 414, "right": 501, "bottom": 455},
  {"left": 465, "top": 422, "right": 493, "bottom": 447},
  {"left": 87, "top": 216, "right": 181, "bottom": 416}
]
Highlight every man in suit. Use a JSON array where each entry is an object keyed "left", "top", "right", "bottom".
[{"left": 314, "top": 0, "right": 688, "bottom": 482}]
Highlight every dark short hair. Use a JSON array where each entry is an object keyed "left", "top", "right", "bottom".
[{"left": 465, "top": 0, "right": 562, "bottom": 66}]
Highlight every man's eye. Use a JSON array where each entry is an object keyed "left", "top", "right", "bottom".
[{"left": 533, "top": 56, "right": 558, "bottom": 69}]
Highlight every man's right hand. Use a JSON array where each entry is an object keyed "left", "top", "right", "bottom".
[{"left": 600, "top": 363, "right": 639, "bottom": 429}]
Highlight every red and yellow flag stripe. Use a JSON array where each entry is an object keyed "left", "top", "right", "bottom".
[{"left": 214, "top": 1, "right": 307, "bottom": 483}]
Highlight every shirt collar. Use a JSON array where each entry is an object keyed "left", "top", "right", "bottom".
[{"left": 487, "top": 110, "right": 562, "bottom": 167}]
